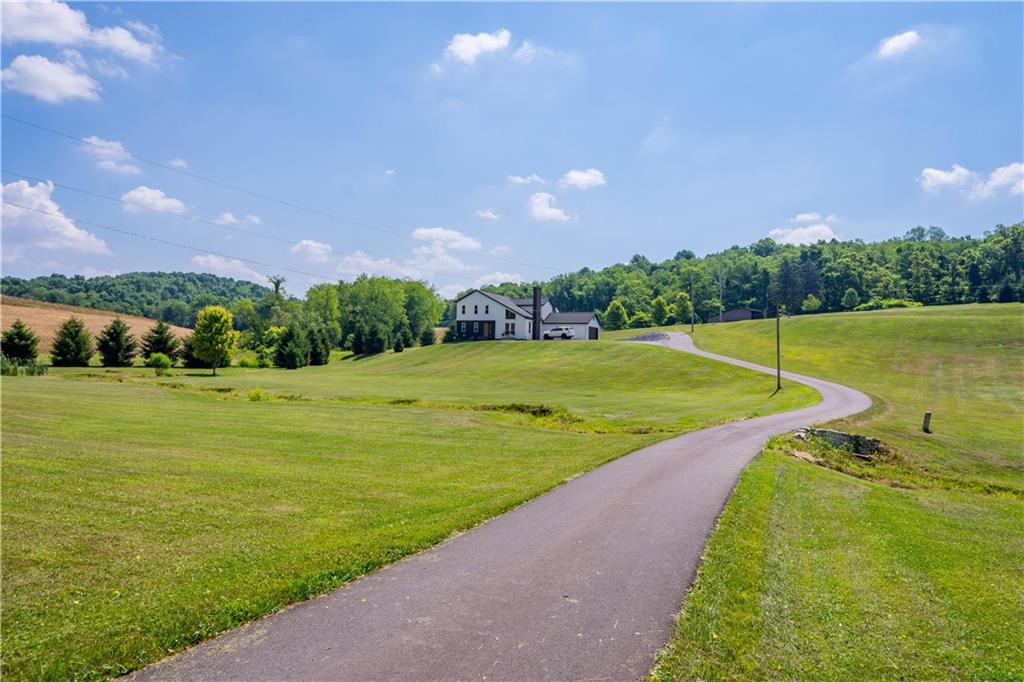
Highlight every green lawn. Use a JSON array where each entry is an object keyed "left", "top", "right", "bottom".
[
  {"left": 1, "top": 340, "right": 816, "bottom": 680},
  {"left": 652, "top": 303, "right": 1024, "bottom": 680}
]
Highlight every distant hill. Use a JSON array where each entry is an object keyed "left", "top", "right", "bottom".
[
  {"left": 0, "top": 272, "right": 269, "bottom": 327},
  {"left": 0, "top": 296, "right": 191, "bottom": 350}
]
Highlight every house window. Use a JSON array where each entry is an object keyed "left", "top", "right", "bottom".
[
  {"left": 473, "top": 322, "right": 479, "bottom": 332},
  {"left": 460, "top": 322, "right": 466, "bottom": 333},
  {"left": 505, "top": 309, "right": 515, "bottom": 320},
  {"left": 461, "top": 304, "right": 465, "bottom": 314},
  {"left": 509, "top": 322, "right": 515, "bottom": 336},
  {"left": 485, "top": 305, "right": 489, "bottom": 314},
  {"left": 474, "top": 305, "right": 478, "bottom": 314},
  {"left": 528, "top": 321, "right": 533, "bottom": 334}
]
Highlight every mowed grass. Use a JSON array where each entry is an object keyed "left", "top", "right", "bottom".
[
  {"left": 1, "top": 341, "right": 816, "bottom": 680},
  {"left": 652, "top": 304, "right": 1024, "bottom": 680}
]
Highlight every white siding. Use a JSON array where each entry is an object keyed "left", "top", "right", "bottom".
[{"left": 455, "top": 291, "right": 530, "bottom": 340}]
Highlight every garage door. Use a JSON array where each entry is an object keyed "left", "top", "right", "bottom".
[{"left": 589, "top": 327, "right": 599, "bottom": 339}]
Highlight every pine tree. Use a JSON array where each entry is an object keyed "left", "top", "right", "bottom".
[
  {"left": 604, "top": 299, "right": 629, "bottom": 330},
  {"left": 274, "top": 322, "right": 310, "bottom": 369},
  {"left": 96, "top": 318, "right": 138, "bottom": 367},
  {"left": 51, "top": 316, "right": 94, "bottom": 367},
  {"left": 141, "top": 320, "right": 182, "bottom": 361},
  {"left": 1, "top": 319, "right": 40, "bottom": 361}
]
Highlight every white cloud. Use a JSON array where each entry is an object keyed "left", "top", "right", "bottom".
[
  {"left": 244, "top": 214, "right": 262, "bottom": 224},
  {"left": 411, "top": 226, "right": 481, "bottom": 251},
  {"left": 1, "top": 54, "right": 99, "bottom": 103},
  {"left": 560, "top": 168, "right": 606, "bottom": 190},
  {"left": 444, "top": 28, "right": 511, "bottom": 65},
  {"left": 969, "top": 162, "right": 1024, "bottom": 200},
  {"left": 507, "top": 173, "right": 545, "bottom": 185},
  {"left": 788, "top": 212, "right": 822, "bottom": 223},
  {"left": 919, "top": 164, "right": 976, "bottom": 192},
  {"left": 489, "top": 244, "right": 510, "bottom": 254},
  {"left": 476, "top": 271, "right": 523, "bottom": 287},
  {"left": 528, "top": 192, "right": 569, "bottom": 222},
  {"left": 438, "top": 284, "right": 464, "bottom": 299},
  {"left": 384, "top": 169, "right": 396, "bottom": 176},
  {"left": 214, "top": 212, "right": 239, "bottom": 226},
  {"left": 409, "top": 243, "right": 477, "bottom": 275},
  {"left": 336, "top": 250, "right": 421, "bottom": 279},
  {"left": 190, "top": 254, "right": 267, "bottom": 285},
  {"left": 511, "top": 40, "right": 573, "bottom": 66},
  {"left": 168, "top": 158, "right": 188, "bottom": 169},
  {"left": 120, "top": 186, "right": 186, "bottom": 214},
  {"left": 291, "top": 239, "right": 333, "bottom": 263},
  {"left": 2, "top": 1, "right": 162, "bottom": 64},
  {"left": 81, "top": 135, "right": 140, "bottom": 175},
  {"left": 475, "top": 208, "right": 500, "bottom": 221},
  {"left": 877, "top": 30, "right": 922, "bottom": 59},
  {"left": 769, "top": 224, "right": 840, "bottom": 245},
  {"left": 1, "top": 179, "right": 110, "bottom": 255}
]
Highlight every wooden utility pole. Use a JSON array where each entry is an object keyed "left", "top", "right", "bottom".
[
  {"left": 689, "top": 271, "right": 695, "bottom": 334},
  {"left": 776, "top": 307, "right": 782, "bottom": 391}
]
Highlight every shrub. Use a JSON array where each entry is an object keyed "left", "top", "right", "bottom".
[
  {"left": 841, "top": 287, "right": 860, "bottom": 310},
  {"left": 393, "top": 335, "right": 405, "bottom": 353},
  {"left": 247, "top": 388, "right": 270, "bottom": 401},
  {"left": 308, "top": 324, "right": 331, "bottom": 366},
  {"left": 51, "top": 316, "right": 93, "bottom": 367},
  {"left": 146, "top": 352, "right": 172, "bottom": 376},
  {"left": 419, "top": 326, "right": 436, "bottom": 346},
  {"left": 1, "top": 355, "right": 48, "bottom": 376},
  {"left": 629, "top": 311, "right": 652, "bottom": 328},
  {"left": 854, "top": 298, "right": 923, "bottom": 312},
  {"left": 96, "top": 318, "right": 138, "bottom": 367},
  {"left": 342, "top": 333, "right": 355, "bottom": 351},
  {"left": 237, "top": 356, "right": 261, "bottom": 368},
  {"left": 192, "top": 306, "right": 239, "bottom": 375},
  {"left": 141, "top": 320, "right": 182, "bottom": 362},
  {"left": 442, "top": 324, "right": 459, "bottom": 343},
  {"left": 800, "top": 294, "right": 822, "bottom": 314},
  {"left": 650, "top": 296, "right": 670, "bottom": 326},
  {"left": 1, "top": 319, "right": 40, "bottom": 362}
]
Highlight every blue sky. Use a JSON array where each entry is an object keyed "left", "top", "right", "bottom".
[{"left": 2, "top": 1, "right": 1022, "bottom": 297}]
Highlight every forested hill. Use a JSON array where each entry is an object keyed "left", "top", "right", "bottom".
[
  {"left": 0, "top": 272, "right": 269, "bottom": 327},
  {"left": 475, "top": 223, "right": 1024, "bottom": 326}
]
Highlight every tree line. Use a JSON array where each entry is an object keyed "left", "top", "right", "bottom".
[
  {"left": 0, "top": 274, "right": 447, "bottom": 371},
  {"left": 466, "top": 223, "right": 1023, "bottom": 329}
]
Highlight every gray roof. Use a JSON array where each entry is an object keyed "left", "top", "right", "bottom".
[
  {"left": 468, "top": 290, "right": 532, "bottom": 318},
  {"left": 512, "top": 297, "right": 548, "bottom": 307},
  {"left": 544, "top": 311, "right": 598, "bottom": 324}
]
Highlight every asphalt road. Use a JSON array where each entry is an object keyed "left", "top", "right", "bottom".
[{"left": 131, "top": 333, "right": 871, "bottom": 682}]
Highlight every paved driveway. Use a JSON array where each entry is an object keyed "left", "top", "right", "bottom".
[{"left": 132, "top": 333, "right": 870, "bottom": 681}]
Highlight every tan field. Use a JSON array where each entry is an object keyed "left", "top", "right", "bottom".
[{"left": 0, "top": 296, "right": 190, "bottom": 350}]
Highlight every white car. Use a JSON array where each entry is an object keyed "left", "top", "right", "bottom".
[{"left": 543, "top": 326, "right": 576, "bottom": 340}]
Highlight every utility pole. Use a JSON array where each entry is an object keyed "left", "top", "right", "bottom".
[
  {"left": 689, "top": 270, "right": 695, "bottom": 334},
  {"left": 776, "top": 305, "right": 782, "bottom": 391}
]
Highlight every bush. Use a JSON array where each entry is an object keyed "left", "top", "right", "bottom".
[
  {"left": 96, "top": 318, "right": 138, "bottom": 367},
  {"left": 1, "top": 355, "right": 48, "bottom": 376},
  {"left": 841, "top": 287, "right": 860, "bottom": 311},
  {"left": 247, "top": 388, "right": 270, "bottom": 401},
  {"left": 237, "top": 356, "right": 261, "bottom": 368},
  {"left": 141, "top": 320, "right": 182, "bottom": 362},
  {"left": 629, "top": 311, "right": 652, "bottom": 328},
  {"left": 604, "top": 299, "right": 629, "bottom": 330},
  {"left": 51, "top": 316, "right": 94, "bottom": 366},
  {"left": 146, "top": 352, "right": 172, "bottom": 376},
  {"left": 442, "top": 324, "right": 459, "bottom": 343},
  {"left": 1, "top": 319, "right": 40, "bottom": 362},
  {"left": 342, "top": 333, "right": 355, "bottom": 351},
  {"left": 800, "top": 294, "right": 822, "bottom": 314},
  {"left": 308, "top": 324, "right": 331, "bottom": 366},
  {"left": 854, "top": 298, "right": 923, "bottom": 311},
  {"left": 393, "top": 336, "right": 405, "bottom": 353},
  {"left": 419, "top": 326, "right": 436, "bottom": 346}
]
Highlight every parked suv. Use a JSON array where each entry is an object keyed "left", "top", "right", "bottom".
[{"left": 543, "top": 326, "right": 576, "bottom": 340}]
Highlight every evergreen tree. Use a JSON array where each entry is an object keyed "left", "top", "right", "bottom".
[
  {"left": 141, "top": 320, "right": 182, "bottom": 361},
  {"left": 274, "top": 322, "right": 310, "bottom": 369},
  {"left": 419, "top": 326, "right": 436, "bottom": 346},
  {"left": 96, "top": 318, "right": 138, "bottom": 367},
  {"left": 308, "top": 324, "right": 331, "bottom": 366},
  {"left": 650, "top": 296, "right": 670, "bottom": 326},
  {"left": 192, "top": 306, "right": 238, "bottom": 375},
  {"left": 51, "top": 316, "right": 94, "bottom": 366},
  {"left": 1, "top": 319, "right": 40, "bottom": 361},
  {"left": 841, "top": 287, "right": 860, "bottom": 310},
  {"left": 604, "top": 299, "right": 629, "bottom": 330}
]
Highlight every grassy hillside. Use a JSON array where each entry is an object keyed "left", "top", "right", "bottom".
[
  {"left": 1, "top": 341, "right": 816, "bottom": 680},
  {"left": 652, "top": 303, "right": 1024, "bottom": 680},
  {"left": 1, "top": 296, "right": 190, "bottom": 350}
]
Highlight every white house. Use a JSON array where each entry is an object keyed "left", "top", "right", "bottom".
[{"left": 454, "top": 287, "right": 600, "bottom": 340}]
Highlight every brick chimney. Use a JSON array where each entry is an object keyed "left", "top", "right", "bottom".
[{"left": 532, "top": 285, "right": 542, "bottom": 340}]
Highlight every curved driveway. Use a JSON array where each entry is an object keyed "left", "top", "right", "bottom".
[{"left": 132, "top": 333, "right": 870, "bottom": 681}]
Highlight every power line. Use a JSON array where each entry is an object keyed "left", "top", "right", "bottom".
[{"left": 2, "top": 113, "right": 559, "bottom": 274}]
